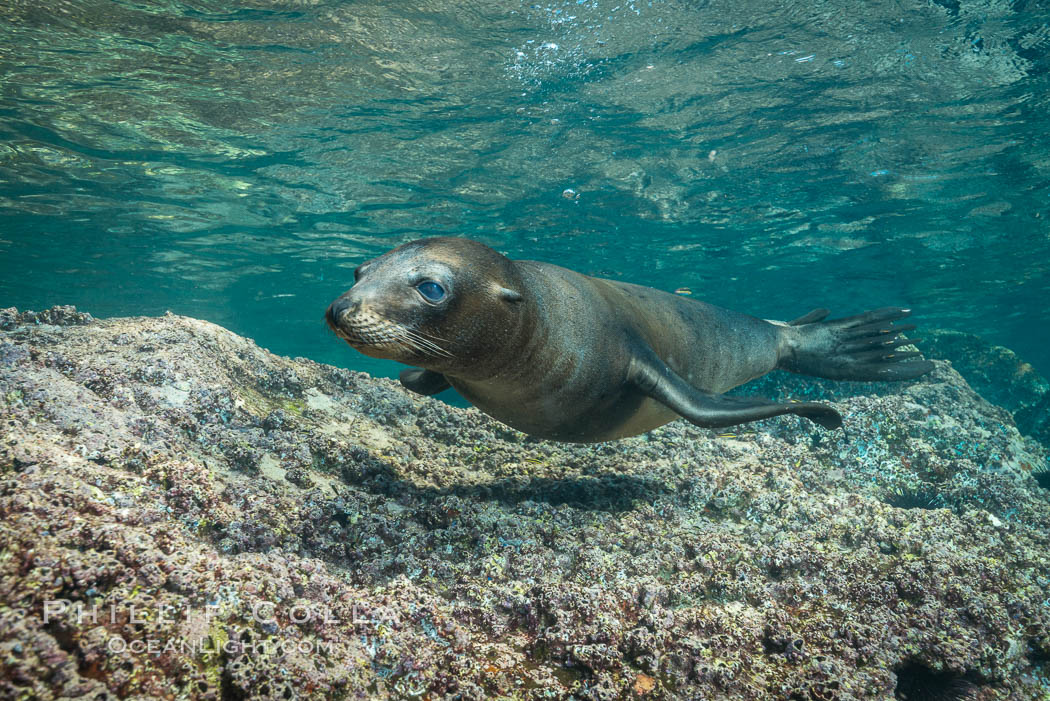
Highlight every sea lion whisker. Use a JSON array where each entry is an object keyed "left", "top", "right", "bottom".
[
  {"left": 351, "top": 314, "right": 440, "bottom": 354},
  {"left": 405, "top": 335, "right": 449, "bottom": 357},
  {"left": 384, "top": 322, "right": 436, "bottom": 347},
  {"left": 401, "top": 328, "right": 453, "bottom": 358},
  {"left": 393, "top": 337, "right": 423, "bottom": 354},
  {"left": 393, "top": 330, "right": 446, "bottom": 358},
  {"left": 388, "top": 328, "right": 425, "bottom": 351},
  {"left": 401, "top": 336, "right": 443, "bottom": 358},
  {"left": 370, "top": 315, "right": 449, "bottom": 347},
  {"left": 395, "top": 327, "right": 453, "bottom": 358},
  {"left": 413, "top": 328, "right": 451, "bottom": 343}
]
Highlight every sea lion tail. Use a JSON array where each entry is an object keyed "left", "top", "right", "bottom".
[{"left": 777, "top": 307, "right": 934, "bottom": 382}]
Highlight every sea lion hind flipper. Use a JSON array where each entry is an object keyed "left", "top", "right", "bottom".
[
  {"left": 779, "top": 306, "right": 934, "bottom": 382},
  {"left": 399, "top": 368, "right": 451, "bottom": 396},
  {"left": 628, "top": 354, "right": 843, "bottom": 430}
]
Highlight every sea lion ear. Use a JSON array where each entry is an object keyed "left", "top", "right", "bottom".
[{"left": 497, "top": 287, "right": 523, "bottom": 303}]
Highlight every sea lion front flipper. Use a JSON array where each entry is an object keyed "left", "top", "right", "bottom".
[
  {"left": 399, "top": 368, "right": 451, "bottom": 396},
  {"left": 627, "top": 352, "right": 842, "bottom": 430}
]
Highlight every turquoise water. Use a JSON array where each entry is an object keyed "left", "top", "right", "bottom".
[{"left": 2, "top": 0, "right": 1049, "bottom": 383}]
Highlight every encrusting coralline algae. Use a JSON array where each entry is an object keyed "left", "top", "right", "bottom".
[{"left": 1, "top": 306, "right": 1050, "bottom": 699}]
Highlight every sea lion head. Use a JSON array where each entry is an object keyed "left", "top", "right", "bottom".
[{"left": 325, "top": 237, "right": 527, "bottom": 376}]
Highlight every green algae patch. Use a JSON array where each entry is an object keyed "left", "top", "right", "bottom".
[
  {"left": 280, "top": 399, "right": 306, "bottom": 416},
  {"left": 199, "top": 621, "right": 230, "bottom": 692},
  {"left": 232, "top": 383, "right": 301, "bottom": 420}
]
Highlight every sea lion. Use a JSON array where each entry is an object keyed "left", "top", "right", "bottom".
[{"left": 325, "top": 237, "right": 932, "bottom": 442}]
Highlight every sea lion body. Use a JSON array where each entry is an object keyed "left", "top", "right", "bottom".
[
  {"left": 451, "top": 261, "right": 779, "bottom": 441},
  {"left": 326, "top": 237, "right": 932, "bottom": 442}
]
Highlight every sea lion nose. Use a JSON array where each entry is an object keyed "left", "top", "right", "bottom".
[{"left": 326, "top": 296, "right": 360, "bottom": 327}]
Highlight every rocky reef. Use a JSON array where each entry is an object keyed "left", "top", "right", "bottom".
[
  {"left": 2, "top": 306, "right": 1050, "bottom": 700},
  {"left": 920, "top": 330, "right": 1050, "bottom": 450}
]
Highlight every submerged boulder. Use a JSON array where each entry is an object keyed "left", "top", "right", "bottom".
[
  {"left": 923, "top": 329, "right": 1050, "bottom": 445},
  {"left": 1, "top": 306, "right": 1049, "bottom": 700}
]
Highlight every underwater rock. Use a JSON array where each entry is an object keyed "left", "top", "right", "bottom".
[
  {"left": 923, "top": 329, "right": 1050, "bottom": 445},
  {"left": 0, "top": 304, "right": 94, "bottom": 330},
  {"left": 1017, "top": 391, "right": 1050, "bottom": 454},
  {"left": 2, "top": 306, "right": 1050, "bottom": 700}
]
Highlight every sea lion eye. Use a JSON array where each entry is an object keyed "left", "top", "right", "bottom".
[{"left": 416, "top": 280, "right": 446, "bottom": 302}]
